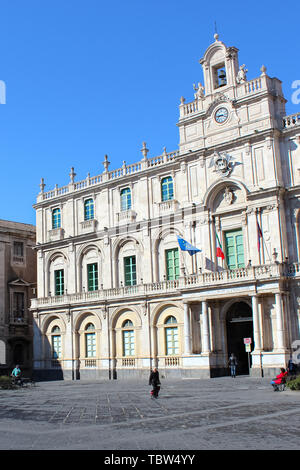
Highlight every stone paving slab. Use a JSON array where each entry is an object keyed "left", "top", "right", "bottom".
[{"left": 0, "top": 376, "right": 299, "bottom": 450}]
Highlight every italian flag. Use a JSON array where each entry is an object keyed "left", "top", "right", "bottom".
[{"left": 216, "top": 233, "right": 225, "bottom": 260}]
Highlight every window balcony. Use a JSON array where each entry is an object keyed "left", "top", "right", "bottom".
[
  {"left": 158, "top": 199, "right": 179, "bottom": 214},
  {"left": 80, "top": 219, "right": 97, "bottom": 233},
  {"left": 48, "top": 227, "right": 64, "bottom": 242},
  {"left": 10, "top": 307, "right": 27, "bottom": 325},
  {"left": 10, "top": 315, "right": 27, "bottom": 325},
  {"left": 116, "top": 209, "right": 136, "bottom": 224},
  {"left": 12, "top": 255, "right": 25, "bottom": 265}
]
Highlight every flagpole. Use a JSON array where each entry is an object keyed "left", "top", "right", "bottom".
[
  {"left": 179, "top": 244, "right": 189, "bottom": 277},
  {"left": 177, "top": 236, "right": 201, "bottom": 276},
  {"left": 257, "top": 211, "right": 263, "bottom": 265},
  {"left": 262, "top": 235, "right": 272, "bottom": 263},
  {"left": 257, "top": 213, "right": 271, "bottom": 264},
  {"left": 216, "top": 231, "right": 227, "bottom": 270}
]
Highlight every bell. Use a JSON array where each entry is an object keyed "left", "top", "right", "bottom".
[{"left": 218, "top": 69, "right": 227, "bottom": 86}]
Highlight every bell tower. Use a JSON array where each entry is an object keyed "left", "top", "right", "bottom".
[
  {"left": 199, "top": 33, "right": 240, "bottom": 97},
  {"left": 178, "top": 34, "right": 286, "bottom": 155}
]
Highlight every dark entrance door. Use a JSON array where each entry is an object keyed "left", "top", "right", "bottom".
[{"left": 226, "top": 302, "right": 253, "bottom": 375}]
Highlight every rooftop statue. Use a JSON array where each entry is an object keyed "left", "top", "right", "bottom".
[{"left": 236, "top": 64, "right": 248, "bottom": 84}]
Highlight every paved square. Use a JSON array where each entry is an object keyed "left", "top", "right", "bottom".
[{"left": 0, "top": 376, "right": 299, "bottom": 450}]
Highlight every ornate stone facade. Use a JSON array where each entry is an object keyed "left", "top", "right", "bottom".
[
  {"left": 31, "top": 36, "right": 300, "bottom": 380},
  {"left": 0, "top": 220, "right": 36, "bottom": 376}
]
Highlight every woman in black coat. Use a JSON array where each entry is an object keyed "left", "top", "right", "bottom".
[{"left": 149, "top": 367, "right": 161, "bottom": 398}]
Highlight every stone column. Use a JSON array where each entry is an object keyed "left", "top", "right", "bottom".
[
  {"left": 100, "top": 306, "right": 109, "bottom": 375},
  {"left": 32, "top": 313, "right": 43, "bottom": 370},
  {"left": 202, "top": 300, "right": 210, "bottom": 353},
  {"left": 183, "top": 302, "right": 191, "bottom": 355},
  {"left": 252, "top": 295, "right": 261, "bottom": 351},
  {"left": 64, "top": 313, "right": 74, "bottom": 379},
  {"left": 67, "top": 243, "right": 76, "bottom": 294},
  {"left": 275, "top": 293, "right": 285, "bottom": 350}
]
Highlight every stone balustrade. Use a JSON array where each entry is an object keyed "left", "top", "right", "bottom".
[
  {"left": 116, "top": 209, "right": 136, "bottom": 223},
  {"left": 179, "top": 74, "right": 282, "bottom": 119},
  {"left": 180, "top": 99, "right": 201, "bottom": 117},
  {"left": 158, "top": 199, "right": 179, "bottom": 213},
  {"left": 283, "top": 113, "right": 300, "bottom": 128},
  {"left": 38, "top": 149, "right": 179, "bottom": 203},
  {"left": 31, "top": 262, "right": 298, "bottom": 310}
]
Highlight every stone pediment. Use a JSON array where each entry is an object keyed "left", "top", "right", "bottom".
[
  {"left": 9, "top": 278, "right": 31, "bottom": 287},
  {"left": 205, "top": 93, "right": 236, "bottom": 117}
]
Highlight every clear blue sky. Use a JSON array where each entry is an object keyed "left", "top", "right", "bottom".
[{"left": 0, "top": 0, "right": 299, "bottom": 226}]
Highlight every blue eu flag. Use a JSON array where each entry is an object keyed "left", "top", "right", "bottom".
[{"left": 177, "top": 236, "right": 201, "bottom": 256}]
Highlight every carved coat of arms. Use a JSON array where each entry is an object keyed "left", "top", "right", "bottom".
[{"left": 209, "top": 152, "right": 238, "bottom": 177}]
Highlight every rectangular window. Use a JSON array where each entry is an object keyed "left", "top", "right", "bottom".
[
  {"left": 165, "top": 327, "right": 179, "bottom": 355},
  {"left": 84, "top": 199, "right": 94, "bottom": 221},
  {"left": 54, "top": 269, "right": 64, "bottom": 296},
  {"left": 121, "top": 188, "right": 132, "bottom": 211},
  {"left": 124, "top": 256, "right": 136, "bottom": 286},
  {"left": 52, "top": 208, "right": 61, "bottom": 229},
  {"left": 225, "top": 229, "right": 245, "bottom": 269},
  {"left": 52, "top": 335, "right": 61, "bottom": 359},
  {"left": 165, "top": 248, "right": 180, "bottom": 280},
  {"left": 13, "top": 242, "right": 24, "bottom": 257},
  {"left": 123, "top": 330, "right": 135, "bottom": 356},
  {"left": 13, "top": 292, "right": 24, "bottom": 318},
  {"left": 87, "top": 263, "right": 98, "bottom": 291},
  {"left": 161, "top": 177, "right": 174, "bottom": 202},
  {"left": 86, "top": 333, "right": 96, "bottom": 357}
]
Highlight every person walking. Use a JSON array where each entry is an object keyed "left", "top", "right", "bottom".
[
  {"left": 228, "top": 353, "right": 238, "bottom": 378},
  {"left": 287, "top": 356, "right": 296, "bottom": 376},
  {"left": 149, "top": 367, "right": 161, "bottom": 399}
]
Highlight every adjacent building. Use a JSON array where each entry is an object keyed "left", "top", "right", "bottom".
[
  {"left": 31, "top": 35, "right": 300, "bottom": 380},
  {"left": 0, "top": 219, "right": 36, "bottom": 376}
]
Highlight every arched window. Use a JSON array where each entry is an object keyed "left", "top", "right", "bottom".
[
  {"left": 164, "top": 316, "right": 178, "bottom": 355},
  {"left": 52, "top": 208, "right": 61, "bottom": 229},
  {"left": 122, "top": 320, "right": 135, "bottom": 357},
  {"left": 120, "top": 188, "right": 132, "bottom": 211},
  {"left": 161, "top": 176, "right": 174, "bottom": 202},
  {"left": 84, "top": 199, "right": 94, "bottom": 221},
  {"left": 51, "top": 325, "right": 61, "bottom": 359},
  {"left": 85, "top": 323, "right": 96, "bottom": 358}
]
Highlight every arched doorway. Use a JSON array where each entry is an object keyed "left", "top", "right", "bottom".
[{"left": 226, "top": 301, "right": 253, "bottom": 375}]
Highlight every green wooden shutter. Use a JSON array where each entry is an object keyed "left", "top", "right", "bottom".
[
  {"left": 54, "top": 269, "right": 64, "bottom": 296},
  {"left": 124, "top": 256, "right": 136, "bottom": 286},
  {"left": 165, "top": 248, "right": 180, "bottom": 280},
  {"left": 87, "top": 263, "right": 98, "bottom": 291},
  {"left": 225, "top": 230, "right": 245, "bottom": 269}
]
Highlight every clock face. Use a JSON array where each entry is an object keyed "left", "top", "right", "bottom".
[{"left": 215, "top": 107, "right": 229, "bottom": 123}]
